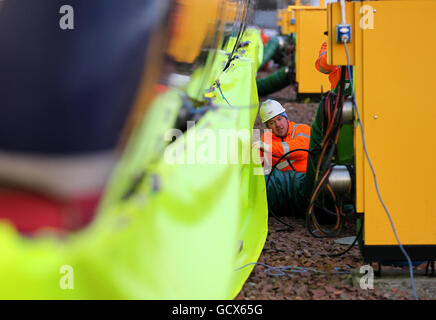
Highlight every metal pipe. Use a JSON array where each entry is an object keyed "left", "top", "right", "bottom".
[
  {"left": 342, "top": 98, "right": 354, "bottom": 124},
  {"left": 328, "top": 165, "right": 351, "bottom": 195}
]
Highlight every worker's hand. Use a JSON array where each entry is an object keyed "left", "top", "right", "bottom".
[
  {"left": 260, "top": 142, "right": 270, "bottom": 153},
  {"left": 252, "top": 141, "right": 262, "bottom": 152},
  {"left": 253, "top": 141, "right": 270, "bottom": 153}
]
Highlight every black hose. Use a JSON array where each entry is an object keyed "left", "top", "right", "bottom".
[
  {"left": 306, "top": 164, "right": 344, "bottom": 238},
  {"left": 328, "top": 223, "right": 363, "bottom": 257}
]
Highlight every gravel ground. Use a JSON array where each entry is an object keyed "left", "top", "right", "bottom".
[
  {"left": 236, "top": 216, "right": 435, "bottom": 300},
  {"left": 240, "top": 87, "right": 436, "bottom": 300},
  {"left": 236, "top": 217, "right": 417, "bottom": 300}
]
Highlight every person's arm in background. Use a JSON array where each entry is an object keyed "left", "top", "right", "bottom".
[{"left": 315, "top": 41, "right": 337, "bottom": 75}]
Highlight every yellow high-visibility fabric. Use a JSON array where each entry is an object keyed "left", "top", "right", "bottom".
[{"left": 0, "top": 28, "right": 267, "bottom": 300}]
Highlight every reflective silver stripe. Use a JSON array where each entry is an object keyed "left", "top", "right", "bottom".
[
  {"left": 291, "top": 124, "right": 301, "bottom": 139},
  {"left": 263, "top": 151, "right": 272, "bottom": 167},
  {"left": 281, "top": 142, "right": 290, "bottom": 155},
  {"left": 294, "top": 133, "right": 310, "bottom": 139},
  {"left": 276, "top": 161, "right": 290, "bottom": 170},
  {"left": 318, "top": 64, "right": 330, "bottom": 74},
  {"left": 276, "top": 159, "right": 296, "bottom": 170},
  {"left": 317, "top": 53, "right": 331, "bottom": 74}
]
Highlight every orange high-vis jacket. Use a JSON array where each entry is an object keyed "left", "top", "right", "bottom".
[
  {"left": 260, "top": 121, "right": 311, "bottom": 173},
  {"left": 315, "top": 41, "right": 349, "bottom": 90}
]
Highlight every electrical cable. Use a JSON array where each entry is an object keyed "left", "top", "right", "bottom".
[
  {"left": 235, "top": 262, "right": 351, "bottom": 277},
  {"left": 328, "top": 223, "right": 363, "bottom": 257},
  {"left": 306, "top": 165, "right": 344, "bottom": 238},
  {"left": 216, "top": 80, "right": 232, "bottom": 106},
  {"left": 343, "top": 41, "right": 418, "bottom": 300},
  {"left": 313, "top": 76, "right": 345, "bottom": 186},
  {"left": 207, "top": 79, "right": 263, "bottom": 111},
  {"left": 306, "top": 71, "right": 347, "bottom": 239},
  {"left": 224, "top": 0, "right": 250, "bottom": 72}
]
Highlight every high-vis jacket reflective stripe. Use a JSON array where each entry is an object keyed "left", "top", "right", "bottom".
[
  {"left": 315, "top": 41, "right": 349, "bottom": 90},
  {"left": 275, "top": 159, "right": 295, "bottom": 170},
  {"left": 260, "top": 121, "right": 310, "bottom": 173}
]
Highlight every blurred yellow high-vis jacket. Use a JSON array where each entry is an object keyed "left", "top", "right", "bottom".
[{"left": 0, "top": 28, "right": 268, "bottom": 299}]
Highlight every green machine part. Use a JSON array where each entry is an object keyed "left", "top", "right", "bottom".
[
  {"left": 259, "top": 37, "right": 279, "bottom": 71},
  {"left": 256, "top": 66, "right": 292, "bottom": 97},
  {"left": 336, "top": 124, "right": 354, "bottom": 165},
  {"left": 0, "top": 28, "right": 267, "bottom": 299},
  {"left": 335, "top": 71, "right": 355, "bottom": 166}
]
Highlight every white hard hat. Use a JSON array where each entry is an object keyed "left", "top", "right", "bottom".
[{"left": 260, "top": 99, "right": 286, "bottom": 123}]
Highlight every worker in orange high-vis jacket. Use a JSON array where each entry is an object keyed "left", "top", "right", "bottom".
[
  {"left": 315, "top": 41, "right": 350, "bottom": 92},
  {"left": 259, "top": 100, "right": 311, "bottom": 173}
]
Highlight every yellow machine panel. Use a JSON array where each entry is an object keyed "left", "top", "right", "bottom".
[
  {"left": 167, "top": 0, "right": 222, "bottom": 64},
  {"left": 277, "top": 0, "right": 330, "bottom": 94},
  {"left": 328, "top": 1, "right": 363, "bottom": 213},
  {"left": 328, "top": 0, "right": 436, "bottom": 260},
  {"left": 223, "top": 0, "right": 238, "bottom": 24},
  {"left": 295, "top": 8, "right": 331, "bottom": 94},
  {"left": 277, "top": 9, "right": 295, "bottom": 35},
  {"left": 278, "top": 0, "right": 327, "bottom": 36},
  {"left": 327, "top": 1, "right": 356, "bottom": 66},
  {"left": 360, "top": 0, "right": 436, "bottom": 246}
]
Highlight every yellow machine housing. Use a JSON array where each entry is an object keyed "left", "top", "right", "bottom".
[
  {"left": 223, "top": 0, "right": 238, "bottom": 24},
  {"left": 277, "top": 8, "right": 291, "bottom": 35},
  {"left": 277, "top": 0, "right": 331, "bottom": 95},
  {"left": 327, "top": 0, "right": 436, "bottom": 261},
  {"left": 278, "top": 0, "right": 326, "bottom": 36},
  {"left": 167, "top": 0, "right": 222, "bottom": 64},
  {"left": 294, "top": 4, "right": 331, "bottom": 94}
]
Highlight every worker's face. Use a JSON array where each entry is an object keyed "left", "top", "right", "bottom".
[{"left": 267, "top": 115, "right": 289, "bottom": 138}]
